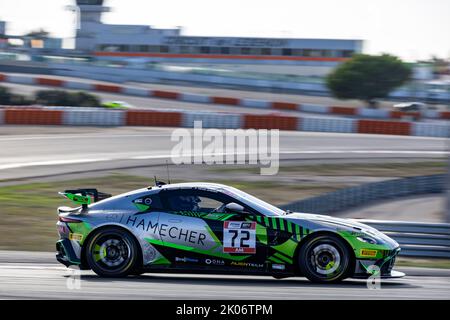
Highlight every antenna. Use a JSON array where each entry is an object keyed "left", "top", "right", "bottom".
[
  {"left": 166, "top": 160, "right": 171, "bottom": 184},
  {"left": 154, "top": 176, "right": 157, "bottom": 186}
]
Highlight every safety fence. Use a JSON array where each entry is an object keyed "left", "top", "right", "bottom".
[
  {"left": 1, "top": 73, "right": 450, "bottom": 121},
  {"left": 280, "top": 174, "right": 446, "bottom": 215},
  {"left": 0, "top": 106, "right": 449, "bottom": 138},
  {"left": 355, "top": 219, "right": 450, "bottom": 259}
]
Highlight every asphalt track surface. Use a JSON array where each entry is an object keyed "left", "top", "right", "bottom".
[
  {"left": 0, "top": 251, "right": 449, "bottom": 299},
  {"left": 0, "top": 126, "right": 448, "bottom": 181}
]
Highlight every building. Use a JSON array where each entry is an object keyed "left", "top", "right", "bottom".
[{"left": 73, "top": 0, "right": 362, "bottom": 76}]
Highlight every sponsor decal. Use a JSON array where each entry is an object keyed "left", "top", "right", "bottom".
[
  {"left": 230, "top": 262, "right": 264, "bottom": 268},
  {"left": 205, "top": 258, "right": 225, "bottom": 266},
  {"left": 126, "top": 216, "right": 207, "bottom": 246},
  {"left": 133, "top": 197, "right": 152, "bottom": 211},
  {"left": 69, "top": 233, "right": 83, "bottom": 242},
  {"left": 360, "top": 249, "right": 378, "bottom": 258},
  {"left": 175, "top": 257, "right": 199, "bottom": 263},
  {"left": 350, "top": 231, "right": 366, "bottom": 237},
  {"left": 271, "top": 264, "right": 285, "bottom": 270},
  {"left": 223, "top": 221, "right": 256, "bottom": 254}
]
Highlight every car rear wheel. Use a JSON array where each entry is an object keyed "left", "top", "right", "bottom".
[
  {"left": 85, "top": 227, "right": 139, "bottom": 277},
  {"left": 298, "top": 234, "right": 351, "bottom": 283}
]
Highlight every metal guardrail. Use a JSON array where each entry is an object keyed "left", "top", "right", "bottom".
[
  {"left": 355, "top": 219, "right": 450, "bottom": 259},
  {"left": 281, "top": 174, "right": 446, "bottom": 215},
  {"left": 279, "top": 175, "right": 450, "bottom": 258}
]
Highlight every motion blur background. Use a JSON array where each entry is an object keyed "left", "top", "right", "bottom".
[{"left": 0, "top": 0, "right": 449, "bottom": 272}]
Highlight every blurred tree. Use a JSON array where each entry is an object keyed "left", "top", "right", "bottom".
[
  {"left": 25, "top": 29, "right": 50, "bottom": 38},
  {"left": 35, "top": 90, "right": 100, "bottom": 107},
  {"left": 0, "top": 86, "right": 32, "bottom": 105},
  {"left": 326, "top": 54, "right": 412, "bottom": 107},
  {"left": 0, "top": 86, "right": 10, "bottom": 104}
]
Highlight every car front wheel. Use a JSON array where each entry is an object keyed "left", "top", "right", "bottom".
[{"left": 298, "top": 234, "right": 351, "bottom": 283}]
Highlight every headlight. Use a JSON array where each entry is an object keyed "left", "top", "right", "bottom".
[{"left": 357, "top": 235, "right": 378, "bottom": 245}]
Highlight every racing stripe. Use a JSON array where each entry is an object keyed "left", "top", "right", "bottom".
[
  {"left": 287, "top": 221, "right": 292, "bottom": 233},
  {"left": 271, "top": 218, "right": 278, "bottom": 230},
  {"left": 268, "top": 256, "right": 284, "bottom": 264},
  {"left": 222, "top": 214, "right": 235, "bottom": 221},
  {"left": 279, "top": 219, "right": 285, "bottom": 231},
  {"left": 273, "top": 252, "right": 293, "bottom": 264},
  {"left": 295, "top": 224, "right": 301, "bottom": 241}
]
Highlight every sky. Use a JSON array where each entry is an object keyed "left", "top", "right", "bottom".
[{"left": 0, "top": 0, "right": 449, "bottom": 61}]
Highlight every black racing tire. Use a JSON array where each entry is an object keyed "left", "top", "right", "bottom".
[
  {"left": 85, "top": 227, "right": 140, "bottom": 278},
  {"left": 298, "top": 234, "right": 351, "bottom": 283}
]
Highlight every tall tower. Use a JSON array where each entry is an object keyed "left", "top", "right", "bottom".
[{"left": 72, "top": 0, "right": 110, "bottom": 52}]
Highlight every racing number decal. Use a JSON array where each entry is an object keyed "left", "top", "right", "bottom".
[{"left": 223, "top": 221, "right": 256, "bottom": 254}]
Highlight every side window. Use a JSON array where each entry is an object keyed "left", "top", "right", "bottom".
[
  {"left": 132, "top": 193, "right": 164, "bottom": 212},
  {"left": 162, "top": 190, "right": 228, "bottom": 213},
  {"left": 161, "top": 189, "right": 262, "bottom": 217}
]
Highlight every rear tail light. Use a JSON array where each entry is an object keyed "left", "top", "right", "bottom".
[{"left": 59, "top": 216, "right": 82, "bottom": 223}]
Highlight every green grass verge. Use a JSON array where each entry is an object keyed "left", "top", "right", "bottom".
[{"left": 209, "top": 161, "right": 447, "bottom": 177}]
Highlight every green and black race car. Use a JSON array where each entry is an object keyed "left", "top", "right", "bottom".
[{"left": 56, "top": 182, "right": 404, "bottom": 283}]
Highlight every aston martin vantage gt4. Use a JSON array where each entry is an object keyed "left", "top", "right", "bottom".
[{"left": 56, "top": 182, "right": 404, "bottom": 283}]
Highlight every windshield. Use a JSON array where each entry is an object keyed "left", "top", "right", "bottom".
[{"left": 220, "top": 186, "right": 285, "bottom": 217}]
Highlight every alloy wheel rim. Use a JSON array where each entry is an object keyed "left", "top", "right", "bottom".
[
  {"left": 93, "top": 236, "right": 131, "bottom": 270},
  {"left": 309, "top": 243, "right": 341, "bottom": 276}
]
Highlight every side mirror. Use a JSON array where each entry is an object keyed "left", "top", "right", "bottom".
[{"left": 225, "top": 202, "right": 245, "bottom": 213}]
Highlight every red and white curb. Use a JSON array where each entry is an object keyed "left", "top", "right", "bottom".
[{"left": 0, "top": 106, "right": 448, "bottom": 138}]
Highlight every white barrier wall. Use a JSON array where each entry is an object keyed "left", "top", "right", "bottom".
[
  {"left": 413, "top": 123, "right": 450, "bottom": 138},
  {"left": 241, "top": 99, "right": 270, "bottom": 109},
  {"left": 180, "top": 93, "right": 212, "bottom": 104},
  {"left": 300, "top": 104, "right": 330, "bottom": 114},
  {"left": 123, "top": 87, "right": 150, "bottom": 97},
  {"left": 64, "top": 81, "right": 93, "bottom": 91},
  {"left": 7, "top": 74, "right": 35, "bottom": 85},
  {"left": 300, "top": 117, "right": 356, "bottom": 133},
  {"left": 182, "top": 111, "right": 242, "bottom": 129},
  {"left": 63, "top": 109, "right": 126, "bottom": 126},
  {"left": 358, "top": 108, "right": 390, "bottom": 119}
]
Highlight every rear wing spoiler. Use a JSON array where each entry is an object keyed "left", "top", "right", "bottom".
[{"left": 59, "top": 189, "right": 112, "bottom": 209}]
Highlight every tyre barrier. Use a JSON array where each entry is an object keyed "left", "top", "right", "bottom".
[
  {"left": 4, "top": 108, "right": 63, "bottom": 125},
  {"left": 62, "top": 109, "right": 126, "bottom": 126},
  {"left": 357, "top": 119, "right": 411, "bottom": 136},
  {"left": 0, "top": 106, "right": 448, "bottom": 137},
  {"left": 354, "top": 219, "right": 450, "bottom": 258},
  {"left": 243, "top": 114, "right": 298, "bottom": 130},
  {"left": 1, "top": 73, "right": 449, "bottom": 121},
  {"left": 413, "top": 123, "right": 450, "bottom": 138},
  {"left": 126, "top": 110, "right": 182, "bottom": 127},
  {"left": 300, "top": 117, "right": 355, "bottom": 133},
  {"left": 182, "top": 111, "right": 242, "bottom": 129}
]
